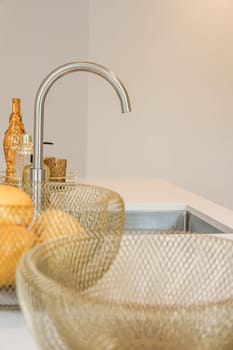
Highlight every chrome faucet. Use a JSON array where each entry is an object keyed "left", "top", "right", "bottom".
[{"left": 30, "top": 61, "right": 131, "bottom": 182}]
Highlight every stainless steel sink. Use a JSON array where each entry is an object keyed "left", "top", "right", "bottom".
[{"left": 125, "top": 209, "right": 233, "bottom": 233}]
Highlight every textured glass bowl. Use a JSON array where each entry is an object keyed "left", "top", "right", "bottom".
[{"left": 17, "top": 232, "right": 233, "bottom": 350}]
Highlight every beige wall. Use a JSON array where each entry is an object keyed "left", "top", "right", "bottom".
[
  {"left": 87, "top": 0, "right": 233, "bottom": 209},
  {"left": 0, "top": 0, "right": 88, "bottom": 176},
  {"left": 0, "top": 0, "right": 232, "bottom": 210}
]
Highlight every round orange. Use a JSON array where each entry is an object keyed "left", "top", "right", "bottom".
[
  {"left": 0, "top": 224, "right": 36, "bottom": 286},
  {"left": 33, "top": 209, "right": 86, "bottom": 242},
  {"left": 0, "top": 185, "right": 34, "bottom": 228}
]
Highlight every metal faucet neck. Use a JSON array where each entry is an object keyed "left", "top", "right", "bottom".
[{"left": 31, "top": 61, "right": 131, "bottom": 182}]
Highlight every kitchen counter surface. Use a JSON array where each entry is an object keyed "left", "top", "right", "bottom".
[
  {"left": 0, "top": 311, "right": 38, "bottom": 349},
  {"left": 1, "top": 178, "right": 233, "bottom": 349},
  {"left": 81, "top": 178, "right": 233, "bottom": 232}
]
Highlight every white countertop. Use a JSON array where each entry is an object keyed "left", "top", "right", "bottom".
[
  {"left": 1, "top": 178, "right": 233, "bottom": 349},
  {"left": 80, "top": 178, "right": 233, "bottom": 232},
  {"left": 0, "top": 311, "right": 38, "bottom": 349}
]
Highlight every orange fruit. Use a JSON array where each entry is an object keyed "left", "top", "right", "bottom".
[
  {"left": 0, "top": 224, "right": 35, "bottom": 286},
  {"left": 0, "top": 185, "right": 34, "bottom": 228},
  {"left": 33, "top": 209, "right": 86, "bottom": 243}
]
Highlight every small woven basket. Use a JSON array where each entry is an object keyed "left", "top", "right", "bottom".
[{"left": 17, "top": 231, "right": 233, "bottom": 350}]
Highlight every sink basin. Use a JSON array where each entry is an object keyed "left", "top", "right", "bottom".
[{"left": 125, "top": 209, "right": 233, "bottom": 233}]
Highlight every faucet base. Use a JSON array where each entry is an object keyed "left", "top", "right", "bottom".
[{"left": 30, "top": 168, "right": 46, "bottom": 182}]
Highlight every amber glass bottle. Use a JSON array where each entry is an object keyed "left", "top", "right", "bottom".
[{"left": 3, "top": 98, "right": 26, "bottom": 177}]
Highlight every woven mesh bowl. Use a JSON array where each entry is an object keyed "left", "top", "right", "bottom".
[
  {"left": 25, "top": 180, "right": 125, "bottom": 238},
  {"left": 17, "top": 231, "right": 233, "bottom": 350},
  {"left": 0, "top": 179, "right": 125, "bottom": 308}
]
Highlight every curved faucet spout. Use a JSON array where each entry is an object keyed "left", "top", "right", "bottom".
[{"left": 31, "top": 61, "right": 131, "bottom": 182}]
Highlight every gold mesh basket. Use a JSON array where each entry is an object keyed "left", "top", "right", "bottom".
[
  {"left": 0, "top": 178, "right": 125, "bottom": 308},
  {"left": 16, "top": 231, "right": 233, "bottom": 350},
  {"left": 25, "top": 180, "right": 125, "bottom": 238}
]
